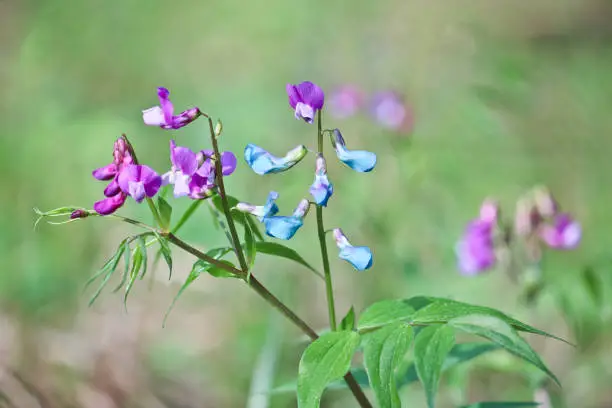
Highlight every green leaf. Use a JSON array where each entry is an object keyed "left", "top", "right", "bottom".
[
  {"left": 339, "top": 307, "right": 355, "bottom": 331},
  {"left": 163, "top": 268, "right": 199, "bottom": 327},
  {"left": 245, "top": 214, "right": 264, "bottom": 241},
  {"left": 409, "top": 297, "right": 570, "bottom": 345},
  {"left": 273, "top": 342, "right": 499, "bottom": 395},
  {"left": 449, "top": 314, "right": 559, "bottom": 385},
  {"left": 358, "top": 299, "right": 416, "bottom": 331},
  {"left": 113, "top": 241, "right": 132, "bottom": 292},
  {"left": 363, "top": 323, "right": 413, "bottom": 408},
  {"left": 254, "top": 241, "right": 322, "bottom": 279},
  {"left": 460, "top": 402, "right": 540, "bottom": 408},
  {"left": 297, "top": 331, "right": 360, "bottom": 408},
  {"left": 157, "top": 196, "right": 172, "bottom": 230},
  {"left": 244, "top": 214, "right": 256, "bottom": 279},
  {"left": 414, "top": 324, "right": 456, "bottom": 408},
  {"left": 208, "top": 260, "right": 238, "bottom": 278},
  {"left": 154, "top": 232, "right": 173, "bottom": 279},
  {"left": 137, "top": 236, "right": 148, "bottom": 279}
]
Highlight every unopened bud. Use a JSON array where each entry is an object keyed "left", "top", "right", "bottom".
[
  {"left": 214, "top": 119, "right": 223, "bottom": 137},
  {"left": 70, "top": 209, "right": 89, "bottom": 219},
  {"left": 479, "top": 198, "right": 499, "bottom": 223},
  {"left": 515, "top": 198, "right": 539, "bottom": 236}
]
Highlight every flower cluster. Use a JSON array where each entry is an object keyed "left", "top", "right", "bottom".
[
  {"left": 456, "top": 187, "right": 581, "bottom": 276},
  {"left": 237, "top": 81, "right": 376, "bottom": 270},
  {"left": 327, "top": 85, "right": 414, "bottom": 134},
  {"left": 90, "top": 88, "right": 235, "bottom": 215}
]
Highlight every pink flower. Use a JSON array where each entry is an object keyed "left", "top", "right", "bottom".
[{"left": 142, "top": 87, "right": 201, "bottom": 130}]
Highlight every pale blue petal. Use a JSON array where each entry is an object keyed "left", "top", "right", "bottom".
[
  {"left": 263, "top": 216, "right": 303, "bottom": 240},
  {"left": 309, "top": 174, "right": 333, "bottom": 206},
  {"left": 244, "top": 144, "right": 307, "bottom": 175},
  {"left": 335, "top": 144, "right": 377, "bottom": 173},
  {"left": 339, "top": 246, "right": 373, "bottom": 271}
]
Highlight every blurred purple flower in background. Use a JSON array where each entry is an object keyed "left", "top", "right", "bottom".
[
  {"left": 455, "top": 200, "right": 499, "bottom": 276},
  {"left": 370, "top": 91, "right": 413, "bottom": 133},
  {"left": 286, "top": 81, "right": 324, "bottom": 124},
  {"left": 142, "top": 87, "right": 201, "bottom": 130},
  {"left": 327, "top": 85, "right": 364, "bottom": 119},
  {"left": 539, "top": 213, "right": 581, "bottom": 250}
]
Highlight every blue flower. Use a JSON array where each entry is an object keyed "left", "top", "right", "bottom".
[
  {"left": 333, "top": 129, "right": 376, "bottom": 173},
  {"left": 244, "top": 144, "right": 308, "bottom": 175},
  {"left": 333, "top": 228, "right": 373, "bottom": 271},
  {"left": 235, "top": 191, "right": 279, "bottom": 221},
  {"left": 309, "top": 154, "right": 333, "bottom": 206},
  {"left": 263, "top": 199, "right": 310, "bottom": 240}
]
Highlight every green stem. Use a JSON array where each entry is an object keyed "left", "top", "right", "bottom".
[
  {"left": 205, "top": 116, "right": 250, "bottom": 273},
  {"left": 166, "top": 232, "right": 372, "bottom": 408},
  {"left": 316, "top": 111, "right": 337, "bottom": 331},
  {"left": 146, "top": 197, "right": 165, "bottom": 229}
]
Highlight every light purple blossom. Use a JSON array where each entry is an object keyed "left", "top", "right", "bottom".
[
  {"left": 370, "top": 91, "right": 413, "bottom": 132},
  {"left": 142, "top": 87, "right": 201, "bottom": 130},
  {"left": 162, "top": 140, "right": 237, "bottom": 199},
  {"left": 286, "top": 81, "right": 325, "bottom": 124},
  {"left": 117, "top": 164, "right": 162, "bottom": 203},
  {"left": 332, "top": 228, "right": 373, "bottom": 271},
  {"left": 309, "top": 154, "right": 333, "bottom": 206},
  {"left": 539, "top": 213, "right": 581, "bottom": 250},
  {"left": 328, "top": 85, "right": 364, "bottom": 119}
]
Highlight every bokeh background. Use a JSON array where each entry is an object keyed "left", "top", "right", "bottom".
[{"left": 2, "top": 0, "right": 612, "bottom": 407}]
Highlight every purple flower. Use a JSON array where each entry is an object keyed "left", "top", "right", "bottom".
[
  {"left": 328, "top": 85, "right": 364, "bottom": 119},
  {"left": 286, "top": 81, "right": 325, "bottom": 124},
  {"left": 539, "top": 213, "right": 581, "bottom": 250},
  {"left": 162, "top": 140, "right": 237, "bottom": 199},
  {"left": 455, "top": 200, "right": 499, "bottom": 276},
  {"left": 142, "top": 87, "right": 201, "bottom": 130},
  {"left": 370, "top": 91, "right": 413, "bottom": 132},
  {"left": 92, "top": 137, "right": 134, "bottom": 215},
  {"left": 309, "top": 154, "right": 333, "bottom": 206},
  {"left": 117, "top": 164, "right": 162, "bottom": 203},
  {"left": 455, "top": 220, "right": 496, "bottom": 276},
  {"left": 332, "top": 228, "right": 373, "bottom": 271}
]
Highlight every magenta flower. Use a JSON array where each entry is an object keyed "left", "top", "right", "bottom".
[
  {"left": 142, "top": 87, "right": 201, "bottom": 130},
  {"left": 539, "top": 213, "right": 581, "bottom": 250},
  {"left": 286, "top": 81, "right": 325, "bottom": 124},
  {"left": 328, "top": 85, "right": 364, "bottom": 119},
  {"left": 92, "top": 137, "right": 134, "bottom": 215},
  {"left": 370, "top": 91, "right": 413, "bottom": 132},
  {"left": 117, "top": 164, "right": 162, "bottom": 203},
  {"left": 455, "top": 200, "right": 499, "bottom": 276}
]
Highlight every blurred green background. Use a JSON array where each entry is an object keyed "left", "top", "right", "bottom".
[{"left": 2, "top": 0, "right": 612, "bottom": 406}]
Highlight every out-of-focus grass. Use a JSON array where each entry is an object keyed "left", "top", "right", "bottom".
[{"left": 2, "top": 0, "right": 612, "bottom": 406}]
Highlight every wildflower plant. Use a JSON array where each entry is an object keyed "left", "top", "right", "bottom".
[{"left": 37, "top": 83, "right": 568, "bottom": 408}]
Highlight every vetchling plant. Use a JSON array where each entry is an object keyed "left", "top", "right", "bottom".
[{"left": 36, "top": 82, "right": 568, "bottom": 408}]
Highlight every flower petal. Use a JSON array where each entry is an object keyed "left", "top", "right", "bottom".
[
  {"left": 295, "top": 102, "right": 315, "bottom": 123},
  {"left": 92, "top": 163, "right": 117, "bottom": 181},
  {"left": 173, "top": 172, "right": 191, "bottom": 197},
  {"left": 339, "top": 246, "right": 373, "bottom": 271},
  {"left": 93, "top": 193, "right": 126, "bottom": 215},
  {"left": 128, "top": 181, "right": 146, "bottom": 203},
  {"left": 169, "top": 108, "right": 201, "bottom": 129},
  {"left": 103, "top": 179, "right": 121, "bottom": 197},
  {"left": 286, "top": 83, "right": 300, "bottom": 109},
  {"left": 142, "top": 106, "right": 167, "bottom": 127},
  {"left": 539, "top": 213, "right": 581, "bottom": 250},
  {"left": 295, "top": 81, "right": 325, "bottom": 110},
  {"left": 235, "top": 191, "right": 279, "bottom": 221},
  {"left": 138, "top": 165, "right": 162, "bottom": 198},
  {"left": 333, "top": 129, "right": 376, "bottom": 172},
  {"left": 244, "top": 144, "right": 307, "bottom": 175},
  {"left": 263, "top": 216, "right": 303, "bottom": 240},
  {"left": 310, "top": 174, "right": 333, "bottom": 206},
  {"left": 157, "top": 87, "right": 174, "bottom": 125},
  {"left": 221, "top": 151, "right": 237, "bottom": 176},
  {"left": 170, "top": 140, "right": 198, "bottom": 175}
]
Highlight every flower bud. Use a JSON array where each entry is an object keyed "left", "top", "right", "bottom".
[{"left": 533, "top": 186, "right": 558, "bottom": 218}]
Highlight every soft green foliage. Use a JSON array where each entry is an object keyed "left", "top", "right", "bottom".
[
  {"left": 362, "top": 323, "right": 413, "bottom": 408},
  {"left": 339, "top": 306, "right": 356, "bottom": 331},
  {"left": 157, "top": 196, "right": 173, "bottom": 230},
  {"left": 358, "top": 299, "right": 416, "bottom": 330},
  {"left": 297, "top": 331, "right": 360, "bottom": 408},
  {"left": 153, "top": 232, "right": 173, "bottom": 278},
  {"left": 449, "top": 314, "right": 559, "bottom": 385},
  {"left": 414, "top": 324, "right": 456, "bottom": 408}
]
